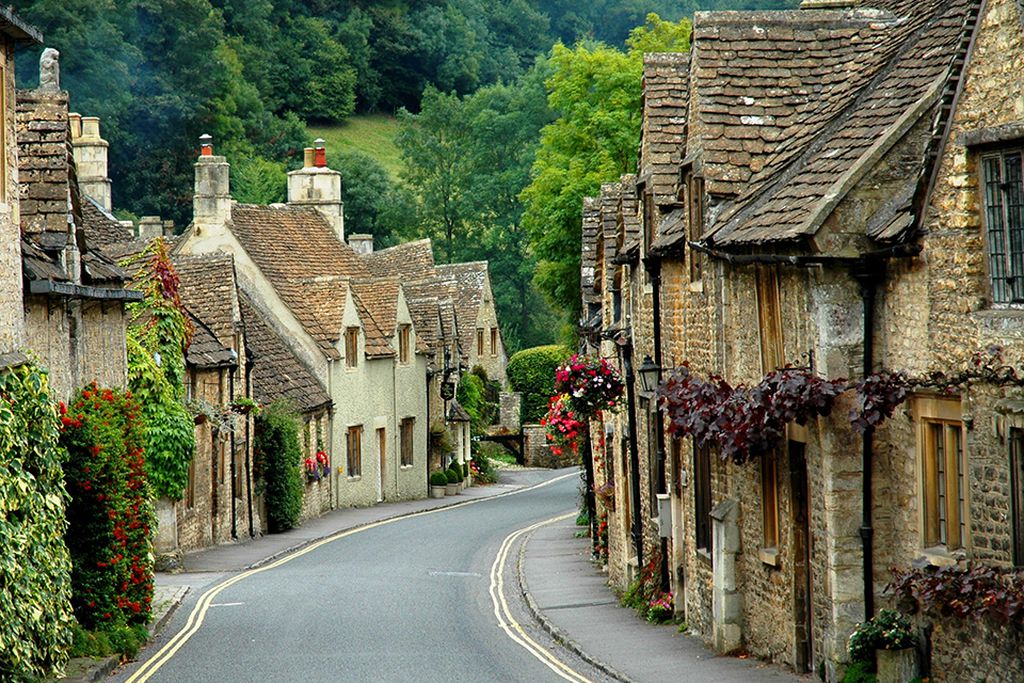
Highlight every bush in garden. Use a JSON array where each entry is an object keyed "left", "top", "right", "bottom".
[
  {"left": 507, "top": 345, "right": 572, "bottom": 423},
  {"left": 430, "top": 471, "right": 449, "bottom": 487},
  {"left": 61, "top": 382, "right": 155, "bottom": 630},
  {"left": 0, "top": 362, "right": 75, "bottom": 679},
  {"left": 254, "top": 401, "right": 303, "bottom": 532}
]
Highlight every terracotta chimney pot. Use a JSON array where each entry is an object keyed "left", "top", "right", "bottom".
[
  {"left": 199, "top": 133, "right": 213, "bottom": 157},
  {"left": 314, "top": 138, "right": 327, "bottom": 168},
  {"left": 303, "top": 147, "right": 315, "bottom": 168}
]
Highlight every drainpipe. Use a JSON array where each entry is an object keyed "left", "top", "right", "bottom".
[
  {"left": 646, "top": 256, "right": 671, "bottom": 593},
  {"left": 245, "top": 348, "right": 255, "bottom": 538},
  {"left": 851, "top": 259, "right": 882, "bottom": 621},
  {"left": 229, "top": 365, "right": 238, "bottom": 540},
  {"left": 621, "top": 341, "right": 644, "bottom": 569}
]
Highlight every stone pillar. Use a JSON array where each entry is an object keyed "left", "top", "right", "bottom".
[
  {"left": 70, "top": 114, "right": 111, "bottom": 210},
  {"left": 711, "top": 498, "right": 743, "bottom": 654},
  {"left": 499, "top": 391, "right": 522, "bottom": 429},
  {"left": 194, "top": 143, "right": 231, "bottom": 235},
  {"left": 287, "top": 139, "right": 344, "bottom": 243}
]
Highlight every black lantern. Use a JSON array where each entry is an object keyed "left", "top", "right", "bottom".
[
  {"left": 440, "top": 379, "right": 456, "bottom": 401},
  {"left": 638, "top": 355, "right": 661, "bottom": 394}
]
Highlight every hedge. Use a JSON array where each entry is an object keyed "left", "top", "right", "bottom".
[
  {"left": 506, "top": 345, "right": 572, "bottom": 423},
  {"left": 0, "top": 362, "right": 75, "bottom": 679},
  {"left": 255, "top": 401, "right": 303, "bottom": 533}
]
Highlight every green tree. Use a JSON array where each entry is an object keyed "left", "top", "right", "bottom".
[{"left": 521, "top": 14, "right": 690, "bottom": 323}]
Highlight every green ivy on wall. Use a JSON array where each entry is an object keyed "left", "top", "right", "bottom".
[
  {"left": 122, "top": 238, "right": 196, "bottom": 500},
  {"left": 0, "top": 361, "right": 75, "bottom": 679},
  {"left": 254, "top": 401, "right": 304, "bottom": 533}
]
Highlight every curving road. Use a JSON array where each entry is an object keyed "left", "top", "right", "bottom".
[{"left": 112, "top": 469, "right": 612, "bottom": 683}]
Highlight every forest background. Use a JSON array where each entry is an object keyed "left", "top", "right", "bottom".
[{"left": 11, "top": 0, "right": 791, "bottom": 353}]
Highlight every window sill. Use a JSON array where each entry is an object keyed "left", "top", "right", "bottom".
[
  {"left": 917, "top": 546, "right": 965, "bottom": 567},
  {"left": 399, "top": 465, "right": 413, "bottom": 471},
  {"left": 688, "top": 280, "right": 703, "bottom": 294},
  {"left": 347, "top": 475, "right": 361, "bottom": 482},
  {"left": 759, "top": 547, "right": 780, "bottom": 568},
  {"left": 697, "top": 548, "right": 712, "bottom": 565}
]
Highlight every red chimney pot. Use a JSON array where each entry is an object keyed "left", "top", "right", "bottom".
[{"left": 200, "top": 133, "right": 213, "bottom": 156}]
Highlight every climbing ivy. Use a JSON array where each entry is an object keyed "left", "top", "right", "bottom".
[
  {"left": 0, "top": 361, "right": 75, "bottom": 679},
  {"left": 254, "top": 401, "right": 303, "bottom": 533},
  {"left": 122, "top": 238, "right": 195, "bottom": 500}
]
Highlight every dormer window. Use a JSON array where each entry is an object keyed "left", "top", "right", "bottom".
[{"left": 345, "top": 327, "right": 359, "bottom": 368}]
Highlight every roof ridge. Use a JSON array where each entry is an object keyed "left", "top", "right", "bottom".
[
  {"left": 706, "top": 1, "right": 949, "bottom": 245},
  {"left": 694, "top": 7, "right": 898, "bottom": 26}
]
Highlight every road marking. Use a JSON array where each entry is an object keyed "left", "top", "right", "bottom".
[
  {"left": 125, "top": 471, "right": 579, "bottom": 683},
  {"left": 428, "top": 570, "right": 482, "bottom": 577},
  {"left": 488, "top": 512, "right": 594, "bottom": 683},
  {"left": 208, "top": 602, "right": 245, "bottom": 608}
]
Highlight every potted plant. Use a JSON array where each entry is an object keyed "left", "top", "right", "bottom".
[
  {"left": 429, "top": 471, "right": 448, "bottom": 498},
  {"left": 449, "top": 464, "right": 465, "bottom": 492},
  {"left": 444, "top": 468, "right": 459, "bottom": 496},
  {"left": 848, "top": 609, "right": 918, "bottom": 683}
]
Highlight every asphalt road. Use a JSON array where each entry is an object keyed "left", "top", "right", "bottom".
[{"left": 112, "top": 469, "right": 610, "bottom": 683}]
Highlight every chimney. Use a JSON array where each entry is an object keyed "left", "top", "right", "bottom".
[
  {"left": 70, "top": 114, "right": 112, "bottom": 211},
  {"left": 193, "top": 134, "right": 231, "bottom": 235},
  {"left": 287, "top": 138, "right": 345, "bottom": 242},
  {"left": 162, "top": 220, "right": 175, "bottom": 238},
  {"left": 348, "top": 233, "right": 374, "bottom": 255},
  {"left": 138, "top": 216, "right": 163, "bottom": 239}
]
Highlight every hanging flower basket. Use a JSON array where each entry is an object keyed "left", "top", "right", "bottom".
[
  {"left": 555, "top": 354, "right": 624, "bottom": 419},
  {"left": 541, "top": 394, "right": 585, "bottom": 456}
]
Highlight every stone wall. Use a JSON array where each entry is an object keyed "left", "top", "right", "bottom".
[
  {"left": 498, "top": 391, "right": 521, "bottom": 430},
  {"left": 523, "top": 423, "right": 576, "bottom": 468},
  {"left": 0, "top": 43, "right": 22, "bottom": 354},
  {"left": 927, "top": 619, "right": 1024, "bottom": 682},
  {"left": 299, "top": 410, "right": 332, "bottom": 522}
]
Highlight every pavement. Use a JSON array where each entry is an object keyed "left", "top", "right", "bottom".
[{"left": 62, "top": 468, "right": 805, "bottom": 682}]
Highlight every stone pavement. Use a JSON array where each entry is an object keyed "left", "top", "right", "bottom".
[{"left": 520, "top": 517, "right": 809, "bottom": 683}]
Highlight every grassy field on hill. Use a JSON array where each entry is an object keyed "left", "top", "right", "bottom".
[{"left": 308, "top": 114, "right": 404, "bottom": 178}]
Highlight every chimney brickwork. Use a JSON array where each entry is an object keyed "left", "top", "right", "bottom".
[
  {"left": 69, "top": 113, "right": 111, "bottom": 211},
  {"left": 138, "top": 215, "right": 162, "bottom": 239},
  {"left": 287, "top": 140, "right": 344, "bottom": 242},
  {"left": 16, "top": 88, "right": 76, "bottom": 235},
  {"left": 194, "top": 145, "right": 231, "bottom": 234},
  {"left": 348, "top": 233, "right": 374, "bottom": 255}
]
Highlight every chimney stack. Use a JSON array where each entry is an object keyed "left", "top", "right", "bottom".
[
  {"left": 288, "top": 138, "right": 344, "bottom": 242},
  {"left": 348, "top": 234, "right": 374, "bottom": 255},
  {"left": 69, "top": 113, "right": 112, "bottom": 211},
  {"left": 138, "top": 216, "right": 163, "bottom": 239},
  {"left": 193, "top": 134, "right": 231, "bottom": 235}
]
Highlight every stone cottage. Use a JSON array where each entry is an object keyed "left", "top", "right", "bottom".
[
  {"left": 583, "top": 0, "right": 1024, "bottom": 680},
  {"left": 175, "top": 140, "right": 429, "bottom": 506}
]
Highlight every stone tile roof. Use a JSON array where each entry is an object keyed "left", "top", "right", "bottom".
[
  {"left": 600, "top": 182, "right": 621, "bottom": 292},
  {"left": 581, "top": 197, "right": 601, "bottom": 305},
  {"left": 229, "top": 204, "right": 370, "bottom": 359},
  {"left": 433, "top": 261, "right": 489, "bottom": 357},
  {"left": 186, "top": 313, "right": 237, "bottom": 369},
  {"left": 402, "top": 281, "right": 446, "bottom": 351},
  {"left": 620, "top": 174, "right": 640, "bottom": 247},
  {"left": 640, "top": 53, "right": 689, "bottom": 207},
  {"left": 707, "top": 0, "right": 970, "bottom": 246},
  {"left": 171, "top": 252, "right": 239, "bottom": 347},
  {"left": 350, "top": 287, "right": 395, "bottom": 359},
  {"left": 239, "top": 291, "right": 332, "bottom": 414},
  {"left": 81, "top": 197, "right": 133, "bottom": 248},
  {"left": 364, "top": 238, "right": 435, "bottom": 278}
]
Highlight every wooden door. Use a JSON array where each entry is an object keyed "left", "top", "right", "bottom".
[
  {"left": 377, "top": 427, "right": 387, "bottom": 501},
  {"left": 789, "top": 441, "right": 813, "bottom": 673}
]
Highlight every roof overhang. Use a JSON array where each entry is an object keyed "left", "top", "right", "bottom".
[
  {"left": 0, "top": 8, "right": 42, "bottom": 44},
  {"left": 28, "top": 279, "right": 143, "bottom": 301}
]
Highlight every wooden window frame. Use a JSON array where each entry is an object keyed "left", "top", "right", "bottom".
[
  {"left": 400, "top": 417, "right": 415, "bottom": 467},
  {"left": 490, "top": 327, "right": 498, "bottom": 357},
  {"left": 1010, "top": 427, "right": 1024, "bottom": 566},
  {"left": 399, "top": 324, "right": 411, "bottom": 364},
  {"left": 756, "top": 265, "right": 785, "bottom": 373},
  {"left": 914, "top": 397, "right": 967, "bottom": 552},
  {"left": 980, "top": 149, "right": 1024, "bottom": 305},
  {"left": 761, "top": 449, "right": 780, "bottom": 558},
  {"left": 477, "top": 328, "right": 484, "bottom": 357},
  {"left": 686, "top": 173, "right": 704, "bottom": 283},
  {"left": 345, "top": 327, "right": 359, "bottom": 368},
  {"left": 347, "top": 425, "right": 363, "bottom": 478}
]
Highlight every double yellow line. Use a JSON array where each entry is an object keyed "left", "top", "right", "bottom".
[
  {"left": 488, "top": 512, "right": 594, "bottom": 683},
  {"left": 127, "top": 472, "right": 579, "bottom": 683}
]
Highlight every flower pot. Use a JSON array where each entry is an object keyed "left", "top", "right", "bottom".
[
  {"left": 876, "top": 647, "right": 918, "bottom": 683},
  {"left": 430, "top": 485, "right": 446, "bottom": 499},
  {"left": 445, "top": 482, "right": 458, "bottom": 496}
]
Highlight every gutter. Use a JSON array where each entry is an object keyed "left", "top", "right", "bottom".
[{"left": 28, "top": 279, "right": 144, "bottom": 301}]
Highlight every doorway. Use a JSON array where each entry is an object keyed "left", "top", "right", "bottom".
[
  {"left": 377, "top": 427, "right": 387, "bottom": 501},
  {"left": 789, "top": 440, "right": 813, "bottom": 673}
]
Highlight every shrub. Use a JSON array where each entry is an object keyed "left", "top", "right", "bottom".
[
  {"left": 456, "top": 373, "right": 496, "bottom": 433},
  {"left": 445, "top": 469, "right": 459, "bottom": 484},
  {"left": 254, "top": 401, "right": 304, "bottom": 532},
  {"left": 471, "top": 456, "right": 498, "bottom": 484},
  {"left": 848, "top": 609, "right": 916, "bottom": 667},
  {"left": 448, "top": 464, "right": 464, "bottom": 482},
  {"left": 430, "top": 471, "right": 449, "bottom": 486},
  {"left": 0, "top": 362, "right": 75, "bottom": 679},
  {"left": 463, "top": 462, "right": 469, "bottom": 477},
  {"left": 507, "top": 345, "right": 572, "bottom": 423},
  {"left": 70, "top": 622, "right": 149, "bottom": 660},
  {"left": 61, "top": 382, "right": 155, "bottom": 630}
]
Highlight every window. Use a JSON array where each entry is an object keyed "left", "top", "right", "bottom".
[
  {"left": 694, "top": 441, "right": 712, "bottom": 554},
  {"left": 1011, "top": 428, "right": 1024, "bottom": 566},
  {"left": 400, "top": 417, "right": 415, "bottom": 467},
  {"left": 477, "top": 328, "right": 484, "bottom": 356},
  {"left": 762, "top": 450, "right": 779, "bottom": 551},
  {"left": 345, "top": 327, "right": 359, "bottom": 368},
  {"left": 686, "top": 173, "right": 704, "bottom": 283},
  {"left": 921, "top": 415, "right": 966, "bottom": 550},
  {"left": 756, "top": 265, "right": 784, "bottom": 373},
  {"left": 981, "top": 150, "right": 1024, "bottom": 304},
  {"left": 399, "top": 325, "right": 411, "bottom": 364},
  {"left": 347, "top": 425, "right": 362, "bottom": 477},
  {"left": 490, "top": 327, "right": 498, "bottom": 357}
]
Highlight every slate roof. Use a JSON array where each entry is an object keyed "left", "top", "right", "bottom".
[
  {"left": 640, "top": 53, "right": 689, "bottom": 207},
  {"left": 228, "top": 204, "right": 370, "bottom": 359},
  {"left": 186, "top": 313, "right": 236, "bottom": 369},
  {"left": 171, "top": 252, "right": 239, "bottom": 346},
  {"left": 81, "top": 197, "right": 133, "bottom": 248},
  {"left": 364, "top": 239, "right": 435, "bottom": 278},
  {"left": 239, "top": 291, "right": 332, "bottom": 414},
  {"left": 646, "top": 0, "right": 979, "bottom": 252}
]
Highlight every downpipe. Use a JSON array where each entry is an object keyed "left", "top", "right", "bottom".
[{"left": 622, "top": 343, "right": 644, "bottom": 569}]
